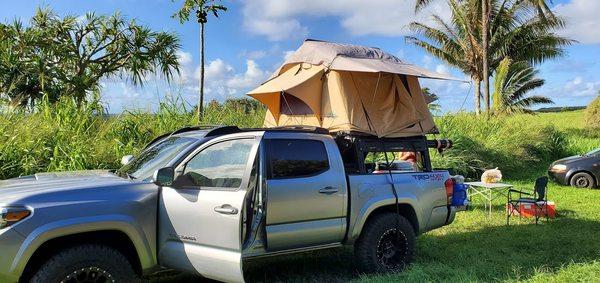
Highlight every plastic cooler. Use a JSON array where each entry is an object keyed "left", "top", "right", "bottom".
[{"left": 506, "top": 201, "right": 556, "bottom": 218}]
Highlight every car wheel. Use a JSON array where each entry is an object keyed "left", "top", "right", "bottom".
[
  {"left": 570, "top": 172, "right": 596, "bottom": 189},
  {"left": 30, "top": 244, "right": 138, "bottom": 283},
  {"left": 354, "top": 212, "right": 416, "bottom": 273}
]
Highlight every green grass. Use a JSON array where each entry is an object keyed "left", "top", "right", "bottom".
[{"left": 2, "top": 100, "right": 599, "bottom": 282}]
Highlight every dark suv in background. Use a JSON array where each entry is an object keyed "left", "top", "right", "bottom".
[{"left": 548, "top": 148, "right": 600, "bottom": 189}]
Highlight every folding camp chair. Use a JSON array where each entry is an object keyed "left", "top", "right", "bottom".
[{"left": 507, "top": 176, "right": 549, "bottom": 225}]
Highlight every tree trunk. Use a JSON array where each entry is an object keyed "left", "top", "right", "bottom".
[
  {"left": 482, "top": 0, "right": 490, "bottom": 114},
  {"left": 474, "top": 78, "right": 481, "bottom": 115},
  {"left": 198, "top": 23, "right": 205, "bottom": 124}
]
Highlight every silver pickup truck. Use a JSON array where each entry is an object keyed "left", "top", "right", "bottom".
[{"left": 0, "top": 126, "right": 457, "bottom": 283}]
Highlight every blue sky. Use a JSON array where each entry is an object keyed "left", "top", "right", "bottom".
[{"left": 2, "top": 0, "right": 599, "bottom": 113}]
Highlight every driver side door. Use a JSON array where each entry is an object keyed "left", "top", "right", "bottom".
[{"left": 158, "top": 133, "right": 261, "bottom": 283}]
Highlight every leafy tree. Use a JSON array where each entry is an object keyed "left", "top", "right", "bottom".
[
  {"left": 492, "top": 57, "right": 552, "bottom": 114},
  {"left": 173, "top": 0, "right": 227, "bottom": 122},
  {"left": 0, "top": 8, "right": 181, "bottom": 108},
  {"left": 422, "top": 87, "right": 441, "bottom": 112},
  {"left": 415, "top": 0, "right": 556, "bottom": 113},
  {"left": 408, "top": 0, "right": 571, "bottom": 115}
]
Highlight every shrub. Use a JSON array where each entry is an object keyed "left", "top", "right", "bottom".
[
  {"left": 430, "top": 113, "right": 569, "bottom": 179},
  {"left": 584, "top": 94, "right": 600, "bottom": 129}
]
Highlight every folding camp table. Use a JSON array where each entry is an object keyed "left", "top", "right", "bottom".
[{"left": 464, "top": 182, "right": 514, "bottom": 216}]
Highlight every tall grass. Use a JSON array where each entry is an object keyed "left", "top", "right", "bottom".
[
  {"left": 432, "top": 114, "right": 576, "bottom": 178},
  {"left": 0, "top": 97, "right": 265, "bottom": 179},
  {"left": 1, "top": 98, "right": 597, "bottom": 181}
]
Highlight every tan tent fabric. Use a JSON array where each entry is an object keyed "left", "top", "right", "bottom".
[
  {"left": 248, "top": 63, "right": 325, "bottom": 123},
  {"left": 250, "top": 40, "right": 455, "bottom": 137}
]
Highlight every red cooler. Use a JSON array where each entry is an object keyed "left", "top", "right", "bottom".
[{"left": 506, "top": 201, "right": 556, "bottom": 218}]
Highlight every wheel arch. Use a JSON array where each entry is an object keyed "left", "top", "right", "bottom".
[
  {"left": 13, "top": 216, "right": 156, "bottom": 282},
  {"left": 348, "top": 201, "right": 419, "bottom": 244},
  {"left": 20, "top": 230, "right": 142, "bottom": 282}
]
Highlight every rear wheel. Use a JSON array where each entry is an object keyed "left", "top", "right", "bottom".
[
  {"left": 30, "top": 244, "right": 138, "bottom": 283},
  {"left": 354, "top": 212, "right": 416, "bottom": 273},
  {"left": 570, "top": 172, "right": 596, "bottom": 189}
]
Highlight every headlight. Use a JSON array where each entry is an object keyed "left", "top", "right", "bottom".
[
  {"left": 0, "top": 207, "right": 31, "bottom": 229},
  {"left": 550, "top": 164, "right": 567, "bottom": 173}
]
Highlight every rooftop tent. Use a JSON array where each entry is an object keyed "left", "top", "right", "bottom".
[{"left": 247, "top": 40, "right": 460, "bottom": 138}]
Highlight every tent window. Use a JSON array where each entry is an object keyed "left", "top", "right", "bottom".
[{"left": 280, "top": 92, "right": 314, "bottom": 115}]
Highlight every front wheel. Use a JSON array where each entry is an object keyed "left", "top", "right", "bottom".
[
  {"left": 570, "top": 172, "right": 596, "bottom": 189},
  {"left": 354, "top": 212, "right": 416, "bottom": 273},
  {"left": 30, "top": 244, "right": 138, "bottom": 283}
]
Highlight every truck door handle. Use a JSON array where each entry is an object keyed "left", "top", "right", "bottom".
[
  {"left": 214, "top": 204, "right": 238, "bottom": 215},
  {"left": 319, "top": 186, "right": 339, "bottom": 194}
]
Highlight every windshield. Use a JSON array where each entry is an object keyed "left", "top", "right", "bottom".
[
  {"left": 118, "top": 136, "right": 196, "bottom": 180},
  {"left": 585, "top": 148, "right": 600, "bottom": 156}
]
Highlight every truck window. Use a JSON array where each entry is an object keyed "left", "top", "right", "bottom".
[
  {"left": 182, "top": 139, "right": 254, "bottom": 189},
  {"left": 365, "top": 151, "right": 424, "bottom": 174},
  {"left": 267, "top": 139, "right": 329, "bottom": 179}
]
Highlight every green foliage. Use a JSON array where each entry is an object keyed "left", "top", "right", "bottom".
[
  {"left": 408, "top": 0, "right": 572, "bottom": 113},
  {"left": 584, "top": 94, "right": 600, "bottom": 129},
  {"left": 2, "top": 100, "right": 597, "bottom": 183},
  {"left": 0, "top": 7, "right": 181, "bottom": 108},
  {"left": 492, "top": 57, "right": 552, "bottom": 114},
  {"left": 0, "top": 97, "right": 265, "bottom": 179},
  {"left": 430, "top": 111, "right": 599, "bottom": 179},
  {"left": 172, "top": 0, "right": 227, "bottom": 24}
]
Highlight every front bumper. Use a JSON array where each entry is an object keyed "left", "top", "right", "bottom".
[
  {"left": 548, "top": 170, "right": 568, "bottom": 185},
  {"left": 0, "top": 228, "right": 26, "bottom": 283}
]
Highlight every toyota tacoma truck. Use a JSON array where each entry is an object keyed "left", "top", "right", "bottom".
[{"left": 0, "top": 126, "right": 457, "bottom": 283}]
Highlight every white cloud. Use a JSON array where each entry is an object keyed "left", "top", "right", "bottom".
[
  {"left": 242, "top": 0, "right": 450, "bottom": 41},
  {"left": 186, "top": 59, "right": 269, "bottom": 98},
  {"left": 200, "top": 59, "right": 234, "bottom": 82},
  {"left": 175, "top": 51, "right": 194, "bottom": 83},
  {"left": 435, "top": 64, "right": 450, "bottom": 75},
  {"left": 554, "top": 0, "right": 600, "bottom": 44},
  {"left": 563, "top": 76, "right": 600, "bottom": 97},
  {"left": 177, "top": 51, "right": 193, "bottom": 66},
  {"left": 226, "top": 60, "right": 268, "bottom": 89}
]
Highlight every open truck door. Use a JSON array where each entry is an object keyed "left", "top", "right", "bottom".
[{"left": 157, "top": 133, "right": 262, "bottom": 283}]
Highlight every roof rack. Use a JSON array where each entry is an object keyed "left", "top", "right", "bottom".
[
  {"left": 145, "top": 125, "right": 232, "bottom": 148},
  {"left": 205, "top": 126, "right": 242, "bottom": 137},
  {"left": 263, "top": 125, "right": 329, "bottom": 134}
]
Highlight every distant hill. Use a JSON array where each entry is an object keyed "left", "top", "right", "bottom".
[{"left": 535, "top": 106, "right": 586, "bottom": 113}]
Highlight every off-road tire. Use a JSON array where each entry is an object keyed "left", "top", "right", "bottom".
[
  {"left": 30, "top": 244, "right": 138, "bottom": 283},
  {"left": 570, "top": 172, "right": 596, "bottom": 189},
  {"left": 354, "top": 212, "right": 416, "bottom": 273}
]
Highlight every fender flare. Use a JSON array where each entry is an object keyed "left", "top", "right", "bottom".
[
  {"left": 348, "top": 195, "right": 420, "bottom": 243},
  {"left": 12, "top": 214, "right": 156, "bottom": 277}
]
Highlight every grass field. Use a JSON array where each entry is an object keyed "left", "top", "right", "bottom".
[{"left": 150, "top": 110, "right": 600, "bottom": 283}]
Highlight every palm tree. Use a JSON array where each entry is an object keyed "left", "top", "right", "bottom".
[
  {"left": 422, "top": 87, "right": 442, "bottom": 112},
  {"left": 408, "top": 0, "right": 484, "bottom": 115},
  {"left": 409, "top": 0, "right": 570, "bottom": 114},
  {"left": 414, "top": 0, "right": 557, "bottom": 114},
  {"left": 173, "top": 0, "right": 227, "bottom": 122},
  {"left": 492, "top": 57, "right": 552, "bottom": 114}
]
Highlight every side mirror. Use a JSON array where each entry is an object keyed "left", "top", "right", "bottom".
[
  {"left": 121, "top": 155, "right": 134, "bottom": 165},
  {"left": 153, "top": 167, "right": 175, "bottom": 187}
]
